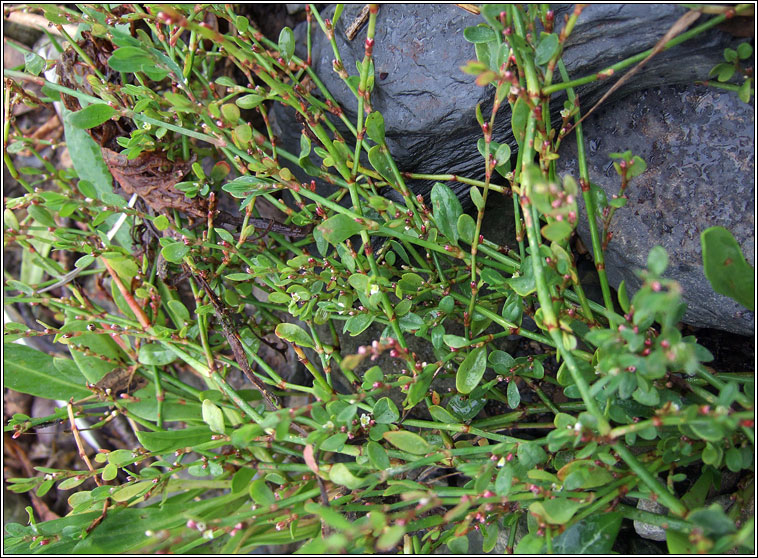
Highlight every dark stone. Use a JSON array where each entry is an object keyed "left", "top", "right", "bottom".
[
  {"left": 273, "top": 4, "right": 736, "bottom": 201},
  {"left": 558, "top": 84, "right": 754, "bottom": 335}
]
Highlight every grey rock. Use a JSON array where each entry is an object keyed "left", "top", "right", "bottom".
[
  {"left": 558, "top": 85, "right": 754, "bottom": 335},
  {"left": 634, "top": 498, "right": 668, "bottom": 541},
  {"left": 273, "top": 4, "right": 736, "bottom": 202}
]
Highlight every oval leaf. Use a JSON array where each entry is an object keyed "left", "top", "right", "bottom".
[
  {"left": 69, "top": 103, "right": 117, "bottom": 130},
  {"left": 275, "top": 323, "right": 315, "bottom": 348},
  {"left": 456, "top": 346, "right": 487, "bottom": 394},
  {"left": 383, "top": 430, "right": 430, "bottom": 454}
]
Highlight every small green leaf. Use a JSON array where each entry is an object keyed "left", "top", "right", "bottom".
[
  {"left": 431, "top": 182, "right": 462, "bottom": 244},
  {"left": 321, "top": 433, "right": 348, "bottom": 451},
  {"left": 701, "top": 226, "right": 754, "bottom": 310},
  {"left": 529, "top": 497, "right": 582, "bottom": 525},
  {"left": 457, "top": 213, "right": 476, "bottom": 244},
  {"left": 102, "top": 463, "right": 118, "bottom": 481},
  {"left": 202, "top": 399, "right": 225, "bottom": 434},
  {"left": 27, "top": 205, "right": 55, "bottom": 227},
  {"left": 541, "top": 220, "right": 573, "bottom": 242},
  {"left": 329, "top": 462, "right": 364, "bottom": 490},
  {"left": 368, "top": 145, "right": 395, "bottom": 182},
  {"left": 456, "top": 346, "right": 487, "bottom": 394},
  {"left": 278, "top": 26, "right": 295, "bottom": 62},
  {"left": 507, "top": 380, "right": 520, "bottom": 408},
  {"left": 275, "top": 323, "right": 315, "bottom": 348},
  {"left": 317, "top": 213, "right": 365, "bottom": 245},
  {"left": 236, "top": 94, "right": 264, "bottom": 109},
  {"left": 511, "top": 97, "right": 529, "bottom": 146},
  {"left": 366, "top": 441, "right": 390, "bottom": 469},
  {"left": 383, "top": 430, "right": 430, "bottom": 454},
  {"left": 110, "top": 481, "right": 151, "bottom": 502},
  {"left": 3, "top": 345, "right": 89, "bottom": 399},
  {"left": 552, "top": 512, "right": 622, "bottom": 553},
  {"left": 495, "top": 463, "right": 514, "bottom": 495},
  {"left": 69, "top": 104, "right": 117, "bottom": 129},
  {"left": 232, "top": 467, "right": 255, "bottom": 493},
  {"left": 469, "top": 186, "right": 484, "bottom": 211},
  {"left": 535, "top": 33, "right": 559, "bottom": 65},
  {"left": 737, "top": 42, "right": 753, "bottom": 59},
  {"left": 646, "top": 245, "right": 668, "bottom": 276},
  {"left": 463, "top": 25, "right": 497, "bottom": 43},
  {"left": 373, "top": 397, "right": 399, "bottom": 424},
  {"left": 161, "top": 241, "right": 189, "bottom": 263},
  {"left": 365, "top": 111, "right": 385, "bottom": 144},
  {"left": 24, "top": 51, "right": 45, "bottom": 76},
  {"left": 249, "top": 478, "right": 276, "bottom": 506},
  {"left": 428, "top": 405, "right": 458, "bottom": 424},
  {"left": 138, "top": 343, "right": 178, "bottom": 366}
]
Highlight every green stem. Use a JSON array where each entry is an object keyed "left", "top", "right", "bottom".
[{"left": 612, "top": 443, "right": 688, "bottom": 517}]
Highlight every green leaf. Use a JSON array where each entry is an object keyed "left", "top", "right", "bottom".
[
  {"left": 495, "top": 463, "right": 514, "bottom": 496},
  {"left": 507, "top": 380, "right": 520, "bottom": 408},
  {"left": 552, "top": 512, "right": 622, "bottom": 553},
  {"left": 329, "top": 462, "right": 364, "bottom": 490},
  {"left": 304, "top": 502, "right": 354, "bottom": 531},
  {"left": 368, "top": 145, "right": 394, "bottom": 182},
  {"left": 373, "top": 397, "right": 400, "bottom": 424},
  {"left": 701, "top": 226, "right": 754, "bottom": 310},
  {"left": 456, "top": 346, "right": 487, "bottom": 394},
  {"left": 249, "top": 478, "right": 276, "bottom": 506},
  {"left": 27, "top": 204, "right": 55, "bottom": 227},
  {"left": 511, "top": 97, "right": 529, "bottom": 146},
  {"left": 535, "top": 33, "right": 559, "bottom": 65},
  {"left": 431, "top": 182, "right": 462, "bottom": 244},
  {"left": 646, "top": 245, "right": 668, "bottom": 276},
  {"left": 275, "top": 323, "right": 315, "bottom": 348},
  {"left": 24, "top": 51, "right": 45, "bottom": 75},
  {"left": 278, "top": 26, "right": 295, "bottom": 62},
  {"left": 69, "top": 103, "right": 117, "bottom": 130},
  {"left": 321, "top": 433, "right": 348, "bottom": 451},
  {"left": 377, "top": 524, "right": 406, "bottom": 551},
  {"left": 365, "top": 111, "right": 385, "bottom": 144},
  {"left": 102, "top": 463, "right": 118, "bottom": 482},
  {"left": 470, "top": 186, "right": 484, "bottom": 210},
  {"left": 463, "top": 25, "right": 497, "bottom": 43},
  {"left": 236, "top": 94, "right": 264, "bottom": 109},
  {"left": 110, "top": 481, "right": 152, "bottom": 503},
  {"left": 488, "top": 349, "right": 516, "bottom": 374},
  {"left": 3, "top": 345, "right": 89, "bottom": 399},
  {"left": 457, "top": 213, "right": 476, "bottom": 244},
  {"left": 136, "top": 426, "right": 212, "bottom": 453},
  {"left": 383, "top": 430, "right": 430, "bottom": 454},
  {"left": 517, "top": 441, "right": 547, "bottom": 468},
  {"left": 366, "top": 441, "right": 390, "bottom": 469},
  {"left": 160, "top": 241, "right": 189, "bottom": 263},
  {"left": 541, "top": 220, "right": 573, "bottom": 242},
  {"left": 428, "top": 405, "right": 458, "bottom": 424},
  {"left": 317, "top": 213, "right": 365, "bottom": 245},
  {"left": 201, "top": 399, "right": 226, "bottom": 434},
  {"left": 232, "top": 467, "right": 256, "bottom": 493},
  {"left": 138, "top": 343, "right": 178, "bottom": 366},
  {"left": 688, "top": 503, "right": 736, "bottom": 536},
  {"left": 529, "top": 497, "right": 582, "bottom": 525}
]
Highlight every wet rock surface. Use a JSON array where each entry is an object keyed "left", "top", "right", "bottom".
[
  {"left": 274, "top": 4, "right": 737, "bottom": 200},
  {"left": 558, "top": 84, "right": 755, "bottom": 335}
]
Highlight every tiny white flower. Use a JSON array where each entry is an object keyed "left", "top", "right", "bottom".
[
  {"left": 145, "top": 530, "right": 154, "bottom": 537},
  {"left": 574, "top": 422, "right": 583, "bottom": 431},
  {"left": 202, "top": 529, "right": 214, "bottom": 540},
  {"left": 496, "top": 456, "right": 506, "bottom": 467},
  {"left": 370, "top": 283, "right": 380, "bottom": 296},
  {"left": 325, "top": 420, "right": 334, "bottom": 430},
  {"left": 142, "top": 122, "right": 152, "bottom": 131},
  {"left": 291, "top": 292, "right": 301, "bottom": 302},
  {"left": 360, "top": 413, "right": 371, "bottom": 428}
]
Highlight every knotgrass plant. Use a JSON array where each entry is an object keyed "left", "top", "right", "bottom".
[{"left": 3, "top": 4, "right": 754, "bottom": 554}]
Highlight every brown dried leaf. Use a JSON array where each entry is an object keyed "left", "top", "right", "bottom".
[{"left": 101, "top": 147, "right": 203, "bottom": 217}]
